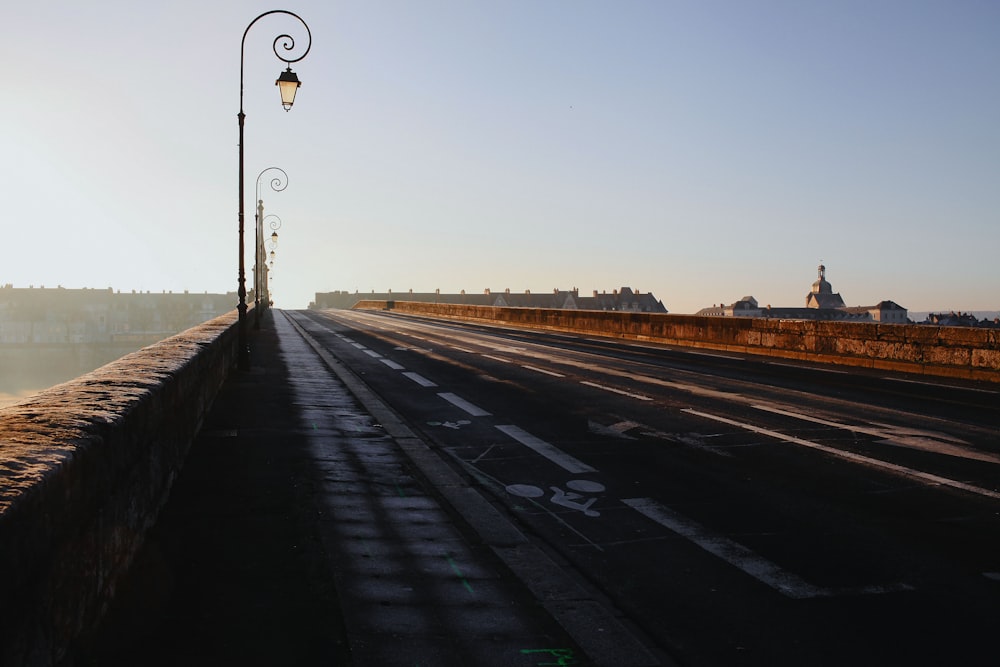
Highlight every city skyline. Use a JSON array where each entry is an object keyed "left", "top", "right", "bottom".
[{"left": 4, "top": 1, "right": 998, "bottom": 314}]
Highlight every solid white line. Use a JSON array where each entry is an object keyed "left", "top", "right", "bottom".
[
  {"left": 379, "top": 358, "right": 405, "bottom": 370},
  {"left": 623, "top": 497, "right": 912, "bottom": 599},
  {"left": 363, "top": 349, "right": 381, "bottom": 358},
  {"left": 581, "top": 381, "right": 653, "bottom": 401},
  {"left": 753, "top": 404, "right": 1000, "bottom": 465},
  {"left": 886, "top": 377, "right": 998, "bottom": 394},
  {"left": 495, "top": 425, "right": 597, "bottom": 474},
  {"left": 437, "top": 392, "right": 491, "bottom": 417},
  {"left": 623, "top": 497, "right": 824, "bottom": 598},
  {"left": 769, "top": 362, "right": 849, "bottom": 374},
  {"left": 450, "top": 346, "right": 476, "bottom": 354},
  {"left": 681, "top": 350, "right": 744, "bottom": 361},
  {"left": 522, "top": 365, "right": 566, "bottom": 378},
  {"left": 683, "top": 409, "right": 1000, "bottom": 500},
  {"left": 482, "top": 354, "right": 512, "bottom": 363},
  {"left": 403, "top": 372, "right": 437, "bottom": 388}
]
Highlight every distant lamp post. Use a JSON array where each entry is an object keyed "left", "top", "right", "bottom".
[
  {"left": 237, "top": 10, "right": 311, "bottom": 370},
  {"left": 254, "top": 167, "right": 288, "bottom": 328},
  {"left": 262, "top": 215, "right": 281, "bottom": 309}
]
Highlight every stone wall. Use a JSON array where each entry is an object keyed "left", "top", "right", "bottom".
[
  {"left": 354, "top": 301, "right": 1000, "bottom": 382},
  {"left": 0, "top": 310, "right": 241, "bottom": 666}
]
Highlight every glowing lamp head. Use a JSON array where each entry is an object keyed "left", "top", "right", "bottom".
[{"left": 276, "top": 67, "right": 301, "bottom": 111}]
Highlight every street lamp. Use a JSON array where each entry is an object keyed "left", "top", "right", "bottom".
[
  {"left": 254, "top": 166, "right": 288, "bottom": 328},
  {"left": 262, "top": 214, "right": 281, "bottom": 309},
  {"left": 237, "top": 10, "right": 311, "bottom": 370}
]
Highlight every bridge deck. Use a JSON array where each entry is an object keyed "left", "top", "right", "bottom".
[{"left": 75, "top": 311, "right": 605, "bottom": 666}]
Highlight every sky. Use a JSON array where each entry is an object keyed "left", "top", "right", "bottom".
[{"left": 3, "top": 0, "right": 998, "bottom": 314}]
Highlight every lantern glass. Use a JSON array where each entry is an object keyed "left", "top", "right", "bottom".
[{"left": 276, "top": 68, "right": 301, "bottom": 111}]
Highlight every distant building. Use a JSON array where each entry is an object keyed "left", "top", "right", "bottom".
[
  {"left": 805, "top": 264, "right": 846, "bottom": 309},
  {"left": 922, "top": 312, "right": 1000, "bottom": 328},
  {"left": 695, "top": 296, "right": 762, "bottom": 318},
  {"left": 312, "top": 286, "right": 668, "bottom": 313},
  {"left": 694, "top": 265, "right": 907, "bottom": 323},
  {"left": 0, "top": 285, "right": 235, "bottom": 345}
]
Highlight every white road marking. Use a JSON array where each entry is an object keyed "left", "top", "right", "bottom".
[
  {"left": 887, "top": 377, "right": 998, "bottom": 394},
  {"left": 403, "top": 372, "right": 438, "bottom": 388},
  {"left": 495, "top": 425, "right": 597, "bottom": 474},
  {"left": 623, "top": 497, "right": 912, "bottom": 599},
  {"left": 581, "top": 381, "right": 653, "bottom": 401},
  {"left": 680, "top": 350, "right": 745, "bottom": 361},
  {"left": 363, "top": 349, "right": 381, "bottom": 359},
  {"left": 523, "top": 365, "right": 566, "bottom": 378},
  {"left": 482, "top": 354, "right": 512, "bottom": 363},
  {"left": 351, "top": 342, "right": 366, "bottom": 349},
  {"left": 437, "top": 392, "right": 491, "bottom": 417},
  {"left": 768, "top": 362, "right": 849, "bottom": 374},
  {"left": 752, "top": 404, "right": 999, "bottom": 463},
  {"left": 379, "top": 358, "right": 405, "bottom": 370},
  {"left": 450, "top": 345, "right": 476, "bottom": 354},
  {"left": 684, "top": 409, "right": 1000, "bottom": 500}
]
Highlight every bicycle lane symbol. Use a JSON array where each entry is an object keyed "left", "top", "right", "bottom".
[
  {"left": 505, "top": 479, "right": 606, "bottom": 517},
  {"left": 426, "top": 420, "right": 472, "bottom": 430}
]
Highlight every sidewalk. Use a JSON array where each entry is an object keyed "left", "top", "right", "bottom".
[{"left": 75, "top": 310, "right": 602, "bottom": 666}]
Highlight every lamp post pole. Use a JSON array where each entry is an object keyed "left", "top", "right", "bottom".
[
  {"left": 262, "top": 214, "right": 281, "bottom": 309},
  {"left": 237, "top": 10, "right": 310, "bottom": 370},
  {"left": 254, "top": 167, "right": 288, "bottom": 328}
]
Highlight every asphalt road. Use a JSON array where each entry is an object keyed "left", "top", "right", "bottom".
[{"left": 289, "top": 308, "right": 1000, "bottom": 667}]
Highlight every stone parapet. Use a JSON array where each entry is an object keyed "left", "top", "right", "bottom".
[
  {"left": 359, "top": 302, "right": 1000, "bottom": 383},
  {"left": 0, "top": 310, "right": 241, "bottom": 666}
]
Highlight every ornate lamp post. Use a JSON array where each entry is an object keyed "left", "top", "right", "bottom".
[
  {"left": 254, "top": 167, "right": 288, "bottom": 328},
  {"left": 262, "top": 215, "right": 281, "bottom": 309},
  {"left": 237, "top": 10, "right": 311, "bottom": 370}
]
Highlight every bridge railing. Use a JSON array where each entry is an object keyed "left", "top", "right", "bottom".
[
  {"left": 353, "top": 301, "right": 1000, "bottom": 383},
  {"left": 0, "top": 309, "right": 243, "bottom": 666}
]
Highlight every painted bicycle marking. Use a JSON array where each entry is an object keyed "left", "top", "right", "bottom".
[
  {"left": 426, "top": 419, "right": 472, "bottom": 430},
  {"left": 506, "top": 479, "right": 606, "bottom": 517}
]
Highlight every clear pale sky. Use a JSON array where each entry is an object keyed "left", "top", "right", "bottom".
[{"left": 3, "top": 1, "right": 998, "bottom": 313}]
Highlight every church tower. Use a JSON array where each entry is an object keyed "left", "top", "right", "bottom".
[{"left": 805, "top": 263, "right": 845, "bottom": 308}]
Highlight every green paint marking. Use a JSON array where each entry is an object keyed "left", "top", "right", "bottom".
[
  {"left": 446, "top": 555, "right": 474, "bottom": 594},
  {"left": 520, "top": 648, "right": 578, "bottom": 665},
  {"left": 395, "top": 483, "right": 407, "bottom": 497}
]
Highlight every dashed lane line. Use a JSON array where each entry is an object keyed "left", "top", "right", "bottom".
[
  {"left": 522, "top": 365, "right": 566, "bottom": 378},
  {"left": 437, "top": 392, "right": 492, "bottom": 417},
  {"left": 581, "top": 381, "right": 653, "bottom": 401},
  {"left": 482, "top": 354, "right": 512, "bottom": 363},
  {"left": 403, "top": 372, "right": 438, "bottom": 388},
  {"left": 495, "top": 425, "right": 597, "bottom": 474}
]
